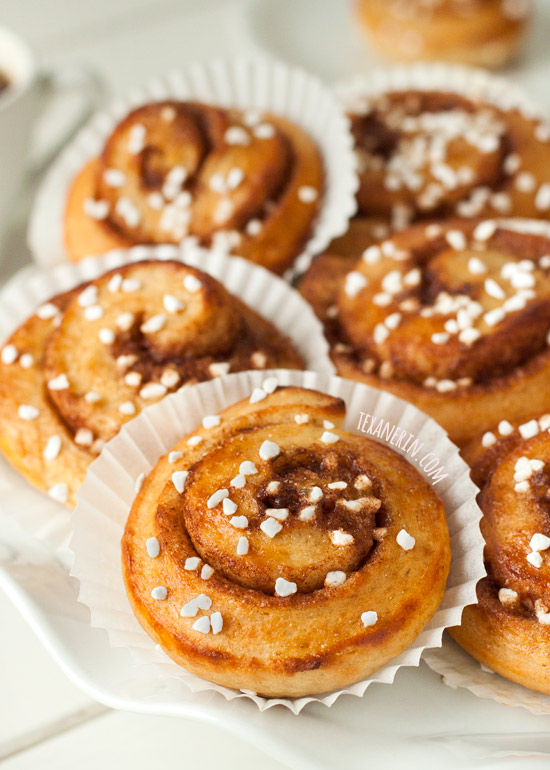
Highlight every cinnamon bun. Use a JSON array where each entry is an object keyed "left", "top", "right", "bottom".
[
  {"left": 64, "top": 101, "right": 323, "bottom": 274},
  {"left": 300, "top": 220, "right": 550, "bottom": 445},
  {"left": 356, "top": 0, "right": 532, "bottom": 68},
  {"left": 0, "top": 260, "right": 303, "bottom": 507},
  {"left": 452, "top": 413, "right": 550, "bottom": 693},
  {"left": 122, "top": 385, "right": 450, "bottom": 697},
  {"left": 345, "top": 86, "right": 550, "bottom": 233}
]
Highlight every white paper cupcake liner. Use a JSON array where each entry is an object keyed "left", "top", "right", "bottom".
[
  {"left": 69, "top": 368, "right": 484, "bottom": 713},
  {"left": 335, "top": 61, "right": 545, "bottom": 117},
  {"left": 424, "top": 636, "right": 550, "bottom": 716},
  {"left": 0, "top": 245, "right": 334, "bottom": 552},
  {"left": 28, "top": 56, "right": 358, "bottom": 280}
]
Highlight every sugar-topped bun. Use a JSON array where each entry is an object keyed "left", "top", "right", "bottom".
[
  {"left": 0, "top": 260, "right": 303, "bottom": 507},
  {"left": 122, "top": 385, "right": 450, "bottom": 697},
  {"left": 356, "top": 0, "right": 532, "bottom": 68}
]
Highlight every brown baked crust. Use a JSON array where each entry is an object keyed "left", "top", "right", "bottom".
[
  {"left": 452, "top": 415, "right": 550, "bottom": 693},
  {"left": 356, "top": 0, "right": 531, "bottom": 68},
  {"left": 122, "top": 385, "right": 450, "bottom": 697},
  {"left": 0, "top": 260, "right": 303, "bottom": 507},
  {"left": 299, "top": 219, "right": 550, "bottom": 445},
  {"left": 64, "top": 101, "right": 324, "bottom": 274},
  {"left": 345, "top": 88, "right": 550, "bottom": 228}
]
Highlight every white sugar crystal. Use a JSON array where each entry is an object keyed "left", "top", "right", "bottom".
[
  {"left": 330, "top": 530, "right": 354, "bottom": 546},
  {"left": 530, "top": 533, "right": 550, "bottom": 552},
  {"left": 497, "top": 420, "right": 513, "bottom": 436},
  {"left": 139, "top": 383, "right": 167, "bottom": 400},
  {"left": 184, "top": 557, "right": 200, "bottom": 570},
  {"left": 48, "top": 483, "right": 68, "bottom": 503},
  {"left": 202, "top": 414, "right": 221, "bottom": 429},
  {"left": 201, "top": 564, "right": 214, "bottom": 580},
  {"left": 207, "top": 489, "right": 229, "bottom": 508},
  {"left": 48, "top": 374, "right": 69, "bottom": 391},
  {"left": 259, "top": 440, "right": 280, "bottom": 460},
  {"left": 250, "top": 388, "right": 267, "bottom": 404},
  {"left": 141, "top": 314, "right": 166, "bottom": 334},
  {"left": 119, "top": 401, "right": 136, "bottom": 415},
  {"left": 230, "top": 515, "right": 248, "bottom": 529},
  {"left": 163, "top": 294, "right": 184, "bottom": 313},
  {"left": 261, "top": 518, "right": 282, "bottom": 537},
  {"left": 223, "top": 498, "right": 237, "bottom": 515},
  {"left": 361, "top": 611, "right": 378, "bottom": 627},
  {"left": 519, "top": 420, "right": 539, "bottom": 439},
  {"left": 36, "top": 303, "right": 59, "bottom": 320},
  {"left": 18, "top": 404, "right": 39, "bottom": 420},
  {"left": 527, "top": 551, "right": 543, "bottom": 568},
  {"left": 151, "top": 586, "right": 167, "bottom": 600},
  {"left": 309, "top": 486, "right": 323, "bottom": 502},
  {"left": 498, "top": 587, "right": 518, "bottom": 606},
  {"left": 43, "top": 435, "right": 62, "bottom": 461},
  {"left": 396, "top": 529, "right": 415, "bottom": 550},
  {"left": 172, "top": 471, "right": 189, "bottom": 494},
  {"left": 74, "top": 428, "right": 93, "bottom": 446},
  {"left": 275, "top": 577, "right": 297, "bottom": 597},
  {"left": 325, "top": 571, "right": 346, "bottom": 588},
  {"left": 183, "top": 274, "right": 202, "bottom": 293},
  {"left": 297, "top": 185, "right": 318, "bottom": 203},
  {"left": 299, "top": 505, "right": 316, "bottom": 521},
  {"left": 192, "top": 617, "right": 211, "bottom": 634},
  {"left": 78, "top": 285, "right": 98, "bottom": 308},
  {"left": 468, "top": 257, "right": 487, "bottom": 275},
  {"left": 266, "top": 508, "right": 289, "bottom": 521},
  {"left": 481, "top": 432, "right": 496, "bottom": 448},
  {"left": 98, "top": 328, "right": 115, "bottom": 344},
  {"left": 328, "top": 481, "right": 347, "bottom": 490},
  {"left": 237, "top": 537, "right": 249, "bottom": 556},
  {"left": 320, "top": 431, "right": 339, "bottom": 444},
  {"left": 146, "top": 537, "right": 160, "bottom": 558},
  {"left": 210, "top": 611, "right": 223, "bottom": 634},
  {"left": 1, "top": 345, "right": 17, "bottom": 364},
  {"left": 345, "top": 271, "right": 368, "bottom": 298}
]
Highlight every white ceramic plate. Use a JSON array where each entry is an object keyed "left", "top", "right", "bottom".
[{"left": 4, "top": 554, "right": 550, "bottom": 770}]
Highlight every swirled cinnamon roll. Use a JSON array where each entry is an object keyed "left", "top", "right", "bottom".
[
  {"left": 64, "top": 101, "right": 323, "bottom": 274},
  {"left": 122, "top": 385, "right": 449, "bottom": 697},
  {"left": 300, "top": 220, "right": 550, "bottom": 445},
  {"left": 0, "top": 261, "right": 303, "bottom": 507},
  {"left": 452, "top": 413, "right": 550, "bottom": 693},
  {"left": 345, "top": 87, "right": 550, "bottom": 233},
  {"left": 356, "top": 0, "right": 532, "bottom": 68}
]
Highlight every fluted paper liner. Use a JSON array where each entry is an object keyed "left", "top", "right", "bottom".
[
  {"left": 424, "top": 637, "right": 550, "bottom": 716},
  {"left": 70, "top": 369, "right": 484, "bottom": 713},
  {"left": 335, "top": 61, "right": 543, "bottom": 117},
  {"left": 0, "top": 246, "right": 333, "bottom": 551},
  {"left": 28, "top": 56, "right": 358, "bottom": 280}
]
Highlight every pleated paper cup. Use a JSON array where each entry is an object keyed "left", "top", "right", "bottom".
[
  {"left": 28, "top": 56, "right": 358, "bottom": 280},
  {"left": 70, "top": 369, "right": 484, "bottom": 713},
  {"left": 424, "top": 637, "right": 550, "bottom": 716},
  {"left": 0, "top": 246, "right": 333, "bottom": 551},
  {"left": 335, "top": 61, "right": 543, "bottom": 117}
]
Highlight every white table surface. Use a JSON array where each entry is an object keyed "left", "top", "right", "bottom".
[{"left": 2, "top": 1, "right": 550, "bottom": 767}]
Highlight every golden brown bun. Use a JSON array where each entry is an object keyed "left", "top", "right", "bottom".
[
  {"left": 299, "top": 220, "right": 550, "bottom": 445},
  {"left": 65, "top": 101, "right": 323, "bottom": 274},
  {"left": 0, "top": 260, "right": 303, "bottom": 507},
  {"left": 452, "top": 414, "right": 550, "bottom": 693},
  {"left": 356, "top": 0, "right": 532, "bottom": 68},
  {"left": 347, "top": 89, "right": 550, "bottom": 228},
  {"left": 122, "top": 385, "right": 450, "bottom": 697}
]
